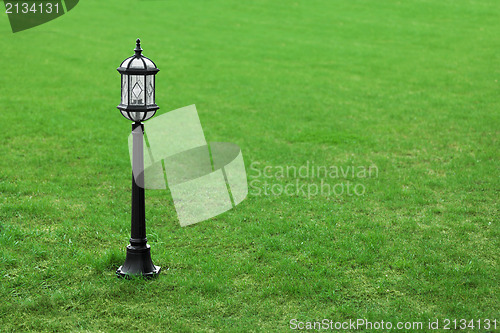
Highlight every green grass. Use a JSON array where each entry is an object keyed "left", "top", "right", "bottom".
[{"left": 0, "top": 0, "right": 499, "bottom": 331}]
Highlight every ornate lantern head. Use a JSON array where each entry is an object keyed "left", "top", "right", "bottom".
[{"left": 117, "top": 39, "right": 159, "bottom": 122}]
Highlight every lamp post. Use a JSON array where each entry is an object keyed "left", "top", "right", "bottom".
[{"left": 116, "top": 39, "right": 161, "bottom": 278}]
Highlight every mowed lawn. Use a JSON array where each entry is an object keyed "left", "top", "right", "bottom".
[{"left": 0, "top": 0, "right": 498, "bottom": 331}]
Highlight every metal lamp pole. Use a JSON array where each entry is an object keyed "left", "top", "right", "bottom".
[{"left": 115, "top": 39, "right": 161, "bottom": 278}]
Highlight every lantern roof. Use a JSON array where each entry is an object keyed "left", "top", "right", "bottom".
[{"left": 117, "top": 39, "right": 159, "bottom": 74}]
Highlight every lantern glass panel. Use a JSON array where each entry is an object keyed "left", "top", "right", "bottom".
[
  {"left": 121, "top": 75, "right": 129, "bottom": 105},
  {"left": 121, "top": 111, "right": 150, "bottom": 122},
  {"left": 120, "top": 111, "right": 130, "bottom": 120},
  {"left": 130, "top": 75, "right": 145, "bottom": 106},
  {"left": 146, "top": 75, "right": 154, "bottom": 105},
  {"left": 143, "top": 57, "right": 156, "bottom": 69},
  {"left": 120, "top": 57, "right": 133, "bottom": 69},
  {"left": 144, "top": 111, "right": 156, "bottom": 120},
  {"left": 129, "top": 57, "right": 145, "bottom": 69},
  {"left": 131, "top": 112, "right": 142, "bottom": 121}
]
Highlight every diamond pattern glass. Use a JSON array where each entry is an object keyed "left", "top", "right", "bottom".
[{"left": 130, "top": 75, "right": 145, "bottom": 105}]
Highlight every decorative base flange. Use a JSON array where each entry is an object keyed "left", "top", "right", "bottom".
[{"left": 116, "top": 244, "right": 161, "bottom": 279}]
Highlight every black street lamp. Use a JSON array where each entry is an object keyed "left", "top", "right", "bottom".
[{"left": 116, "top": 39, "right": 161, "bottom": 278}]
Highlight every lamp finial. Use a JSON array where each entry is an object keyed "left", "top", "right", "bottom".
[{"left": 134, "top": 38, "right": 142, "bottom": 57}]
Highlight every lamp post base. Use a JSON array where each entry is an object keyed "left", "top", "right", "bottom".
[{"left": 116, "top": 244, "right": 161, "bottom": 279}]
